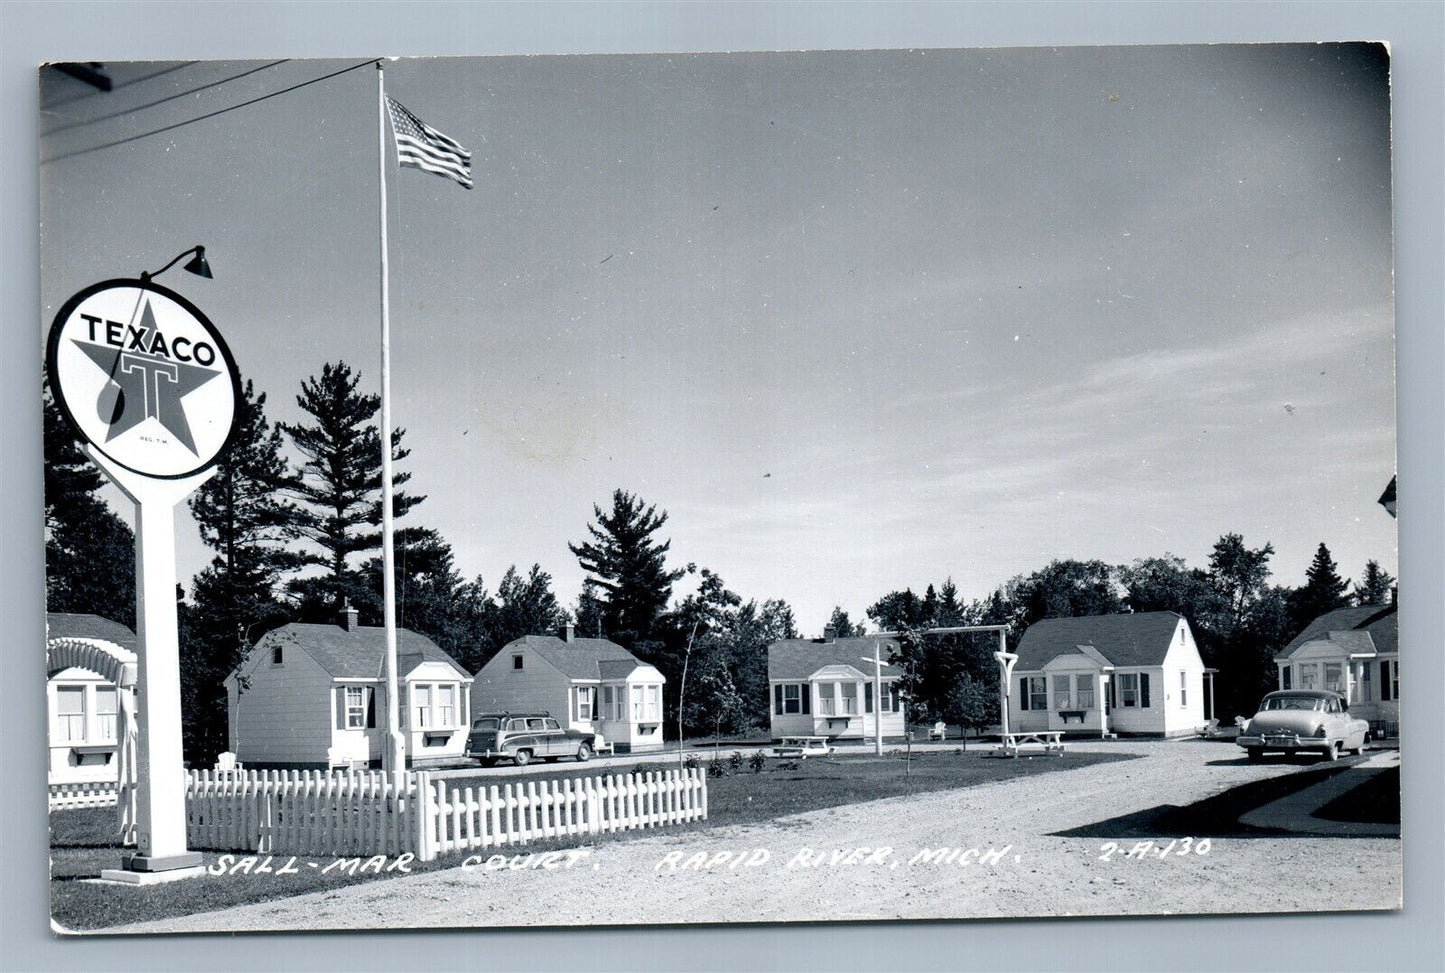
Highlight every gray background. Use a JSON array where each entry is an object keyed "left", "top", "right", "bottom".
[{"left": 2, "top": 3, "right": 1441, "bottom": 971}]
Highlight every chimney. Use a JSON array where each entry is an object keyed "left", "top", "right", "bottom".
[
  {"left": 339, "top": 600, "right": 359, "bottom": 632},
  {"left": 561, "top": 620, "right": 575, "bottom": 643},
  {"left": 821, "top": 623, "right": 837, "bottom": 641}
]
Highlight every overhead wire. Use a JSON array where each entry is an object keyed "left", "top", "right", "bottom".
[
  {"left": 43, "top": 60, "right": 292, "bottom": 136},
  {"left": 42, "top": 61, "right": 199, "bottom": 109},
  {"left": 42, "top": 58, "right": 379, "bottom": 166}
]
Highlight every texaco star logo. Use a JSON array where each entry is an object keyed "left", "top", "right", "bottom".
[{"left": 47, "top": 279, "right": 241, "bottom": 479}]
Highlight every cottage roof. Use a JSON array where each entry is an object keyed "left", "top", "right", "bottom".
[
  {"left": 46, "top": 612, "right": 136, "bottom": 652},
  {"left": 506, "top": 635, "right": 652, "bottom": 682},
  {"left": 1276, "top": 604, "right": 1398, "bottom": 660},
  {"left": 262, "top": 622, "right": 466, "bottom": 680},
  {"left": 768, "top": 637, "right": 901, "bottom": 681},
  {"left": 1015, "top": 612, "right": 1184, "bottom": 671}
]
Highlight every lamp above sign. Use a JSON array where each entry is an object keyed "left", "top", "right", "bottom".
[{"left": 47, "top": 278, "right": 241, "bottom": 480}]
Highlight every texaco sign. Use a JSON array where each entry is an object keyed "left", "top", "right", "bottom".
[{"left": 47, "top": 279, "right": 241, "bottom": 479}]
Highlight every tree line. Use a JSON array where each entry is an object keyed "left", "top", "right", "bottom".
[{"left": 44, "top": 364, "right": 1394, "bottom": 763}]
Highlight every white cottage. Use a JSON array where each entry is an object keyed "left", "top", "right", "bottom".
[
  {"left": 46, "top": 612, "right": 136, "bottom": 787},
  {"left": 470, "top": 627, "right": 667, "bottom": 753},
  {"left": 767, "top": 637, "right": 906, "bottom": 742},
  {"left": 1009, "top": 612, "right": 1213, "bottom": 738},
  {"left": 225, "top": 605, "right": 473, "bottom": 769},
  {"left": 1274, "top": 604, "right": 1398, "bottom": 736}
]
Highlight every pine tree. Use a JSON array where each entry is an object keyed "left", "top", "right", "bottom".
[
  {"left": 568, "top": 489, "right": 684, "bottom": 646},
  {"left": 824, "top": 606, "right": 862, "bottom": 638},
  {"left": 1208, "top": 533, "right": 1276, "bottom": 629},
  {"left": 1289, "top": 542, "right": 1351, "bottom": 627},
  {"left": 283, "top": 361, "right": 422, "bottom": 619},
  {"left": 182, "top": 379, "right": 300, "bottom": 762},
  {"left": 1353, "top": 560, "right": 1395, "bottom": 606},
  {"left": 44, "top": 384, "right": 135, "bottom": 627}
]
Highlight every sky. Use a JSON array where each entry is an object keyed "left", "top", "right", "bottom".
[{"left": 38, "top": 44, "right": 1397, "bottom": 634}]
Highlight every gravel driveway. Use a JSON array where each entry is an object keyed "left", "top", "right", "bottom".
[{"left": 112, "top": 740, "right": 1402, "bottom": 933}]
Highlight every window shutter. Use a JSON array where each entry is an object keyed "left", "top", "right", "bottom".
[
  {"left": 801, "top": 683, "right": 811, "bottom": 714},
  {"left": 774, "top": 684, "right": 784, "bottom": 716},
  {"left": 1379, "top": 661, "right": 1390, "bottom": 701},
  {"left": 1111, "top": 676, "right": 1118, "bottom": 709},
  {"left": 1019, "top": 677, "right": 1029, "bottom": 711},
  {"left": 1140, "top": 673, "right": 1151, "bottom": 708},
  {"left": 865, "top": 682, "right": 874, "bottom": 714},
  {"left": 365, "top": 687, "right": 376, "bottom": 728},
  {"left": 335, "top": 687, "right": 346, "bottom": 730}
]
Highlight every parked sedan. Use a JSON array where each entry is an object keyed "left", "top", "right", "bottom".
[
  {"left": 466, "top": 713, "right": 599, "bottom": 767},
  {"left": 1236, "top": 690, "right": 1369, "bottom": 761}
]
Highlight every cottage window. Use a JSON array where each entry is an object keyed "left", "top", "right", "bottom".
[
  {"left": 631, "top": 685, "right": 644, "bottom": 721},
  {"left": 783, "top": 684, "right": 801, "bottom": 714},
  {"left": 1052, "top": 675, "right": 1072, "bottom": 710},
  {"left": 1298, "top": 663, "right": 1319, "bottom": 690},
  {"left": 1324, "top": 663, "right": 1345, "bottom": 695},
  {"left": 95, "top": 687, "right": 118, "bottom": 740},
  {"left": 54, "top": 686, "right": 85, "bottom": 742},
  {"left": 1017, "top": 676, "right": 1046, "bottom": 711},
  {"left": 438, "top": 685, "right": 456, "bottom": 727},
  {"left": 602, "top": 685, "right": 624, "bottom": 721},
  {"left": 1360, "top": 662, "right": 1372, "bottom": 701},
  {"left": 1179, "top": 671, "right": 1188, "bottom": 708},
  {"left": 837, "top": 681, "right": 856, "bottom": 715},
  {"left": 882, "top": 682, "right": 898, "bottom": 713},
  {"left": 1389, "top": 660, "right": 1399, "bottom": 701},
  {"left": 345, "top": 686, "right": 366, "bottom": 729},
  {"left": 818, "top": 683, "right": 836, "bottom": 716},
  {"left": 575, "top": 686, "right": 595, "bottom": 721},
  {"left": 646, "top": 685, "right": 661, "bottom": 721},
  {"left": 512, "top": 654, "right": 524, "bottom": 670},
  {"left": 272, "top": 645, "right": 283, "bottom": 666},
  {"left": 1074, "top": 675, "right": 1095, "bottom": 710},
  {"left": 1119, "top": 674, "right": 1138, "bottom": 707}
]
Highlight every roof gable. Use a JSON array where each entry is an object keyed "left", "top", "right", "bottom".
[
  {"left": 1279, "top": 604, "right": 1398, "bottom": 659},
  {"left": 768, "top": 637, "right": 901, "bottom": 681},
  {"left": 1015, "top": 612, "right": 1184, "bottom": 671},
  {"left": 262, "top": 623, "right": 464, "bottom": 680}
]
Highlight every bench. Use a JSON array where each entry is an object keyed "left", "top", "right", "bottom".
[
  {"left": 996, "top": 731, "right": 1067, "bottom": 757},
  {"left": 770, "top": 736, "right": 832, "bottom": 759}
]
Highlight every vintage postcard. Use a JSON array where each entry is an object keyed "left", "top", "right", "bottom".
[{"left": 40, "top": 45, "right": 1399, "bottom": 934}]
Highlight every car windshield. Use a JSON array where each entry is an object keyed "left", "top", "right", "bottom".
[
  {"left": 1261, "top": 696, "right": 1325, "bottom": 712},
  {"left": 472, "top": 718, "right": 499, "bottom": 731}
]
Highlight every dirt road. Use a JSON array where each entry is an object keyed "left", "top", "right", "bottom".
[{"left": 113, "top": 740, "right": 1401, "bottom": 933}]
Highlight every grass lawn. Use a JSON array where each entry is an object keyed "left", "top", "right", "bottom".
[{"left": 50, "top": 748, "right": 1133, "bottom": 932}]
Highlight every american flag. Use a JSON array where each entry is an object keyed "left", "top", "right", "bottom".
[{"left": 384, "top": 95, "right": 472, "bottom": 189}]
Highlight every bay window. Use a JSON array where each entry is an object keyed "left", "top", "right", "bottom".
[
  {"left": 1075, "top": 675, "right": 1095, "bottom": 710},
  {"left": 95, "top": 687, "right": 119, "bottom": 740},
  {"left": 839, "top": 681, "right": 858, "bottom": 715},
  {"left": 1052, "top": 675, "right": 1072, "bottom": 710}
]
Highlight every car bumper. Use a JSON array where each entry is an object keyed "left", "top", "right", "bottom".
[{"left": 1237, "top": 734, "right": 1330, "bottom": 752}]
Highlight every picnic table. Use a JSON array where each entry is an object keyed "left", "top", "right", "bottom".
[
  {"left": 996, "top": 731, "right": 1067, "bottom": 757},
  {"left": 770, "top": 736, "right": 833, "bottom": 759}
]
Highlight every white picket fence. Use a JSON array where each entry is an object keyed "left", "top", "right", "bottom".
[
  {"left": 185, "top": 766, "right": 707, "bottom": 862},
  {"left": 49, "top": 779, "right": 120, "bottom": 811},
  {"left": 424, "top": 768, "right": 708, "bottom": 858}
]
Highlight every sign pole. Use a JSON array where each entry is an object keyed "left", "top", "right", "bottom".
[{"left": 91, "top": 450, "right": 212, "bottom": 882}]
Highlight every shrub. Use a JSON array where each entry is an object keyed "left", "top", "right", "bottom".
[
  {"left": 706, "top": 753, "right": 728, "bottom": 778},
  {"left": 728, "top": 751, "right": 745, "bottom": 773},
  {"left": 748, "top": 750, "right": 768, "bottom": 773},
  {"left": 683, "top": 755, "right": 700, "bottom": 771}
]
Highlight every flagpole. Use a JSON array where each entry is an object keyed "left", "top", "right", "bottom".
[{"left": 377, "top": 61, "right": 405, "bottom": 774}]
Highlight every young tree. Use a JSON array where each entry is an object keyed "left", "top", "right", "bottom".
[
  {"left": 43, "top": 384, "right": 135, "bottom": 627},
  {"left": 182, "top": 379, "right": 300, "bottom": 763},
  {"left": 942, "top": 674, "right": 997, "bottom": 745},
  {"left": 1353, "top": 559, "right": 1395, "bottom": 607},
  {"left": 824, "top": 605, "right": 863, "bottom": 638},
  {"left": 568, "top": 489, "right": 685, "bottom": 646},
  {"left": 283, "top": 361, "right": 422, "bottom": 619},
  {"left": 1208, "top": 533, "right": 1276, "bottom": 629},
  {"left": 1288, "top": 542, "right": 1351, "bottom": 628}
]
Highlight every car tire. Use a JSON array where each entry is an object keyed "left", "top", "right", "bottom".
[
  {"left": 513, "top": 749, "right": 532, "bottom": 767},
  {"left": 1324, "top": 742, "right": 1339, "bottom": 761},
  {"left": 576, "top": 742, "right": 593, "bottom": 763},
  {"left": 1246, "top": 747, "right": 1263, "bottom": 762}
]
